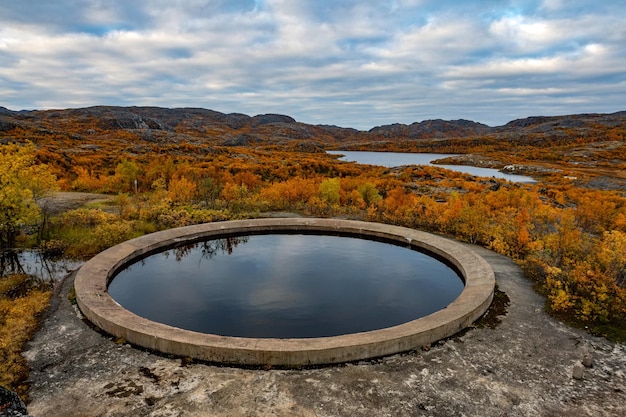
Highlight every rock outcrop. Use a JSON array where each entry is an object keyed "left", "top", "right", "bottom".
[
  {"left": 0, "top": 386, "right": 33, "bottom": 417},
  {"left": 0, "top": 106, "right": 624, "bottom": 147}
]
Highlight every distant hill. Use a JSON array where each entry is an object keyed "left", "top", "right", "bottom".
[
  {"left": 496, "top": 112, "right": 626, "bottom": 134},
  {"left": 1, "top": 105, "right": 624, "bottom": 147},
  {"left": 369, "top": 119, "right": 493, "bottom": 139}
]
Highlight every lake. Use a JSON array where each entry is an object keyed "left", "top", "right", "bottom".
[{"left": 328, "top": 151, "right": 536, "bottom": 183}]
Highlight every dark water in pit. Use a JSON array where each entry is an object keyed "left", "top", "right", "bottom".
[{"left": 108, "top": 234, "right": 464, "bottom": 338}]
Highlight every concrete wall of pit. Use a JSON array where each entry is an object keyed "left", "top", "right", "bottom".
[{"left": 74, "top": 218, "right": 495, "bottom": 366}]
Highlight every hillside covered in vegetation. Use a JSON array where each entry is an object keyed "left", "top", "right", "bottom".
[
  {"left": 0, "top": 106, "right": 625, "bottom": 395},
  {"left": 1, "top": 106, "right": 624, "bottom": 184}
]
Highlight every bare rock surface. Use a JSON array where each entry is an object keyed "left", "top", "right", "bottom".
[
  {"left": 24, "top": 245, "right": 626, "bottom": 416},
  {"left": 0, "top": 386, "right": 32, "bottom": 417},
  {"left": 40, "top": 192, "right": 115, "bottom": 216}
]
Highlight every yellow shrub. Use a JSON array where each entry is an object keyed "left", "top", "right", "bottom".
[
  {"left": 88, "top": 221, "right": 135, "bottom": 250},
  {"left": 60, "top": 208, "right": 115, "bottom": 227},
  {"left": 545, "top": 275, "right": 575, "bottom": 312},
  {"left": 0, "top": 286, "right": 51, "bottom": 397}
]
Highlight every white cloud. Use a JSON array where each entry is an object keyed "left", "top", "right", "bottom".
[
  {"left": 489, "top": 15, "right": 561, "bottom": 49},
  {"left": 446, "top": 55, "right": 565, "bottom": 78},
  {"left": 0, "top": 0, "right": 624, "bottom": 128},
  {"left": 540, "top": 0, "right": 564, "bottom": 11},
  {"left": 495, "top": 87, "right": 567, "bottom": 96}
]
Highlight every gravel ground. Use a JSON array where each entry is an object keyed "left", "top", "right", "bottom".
[{"left": 24, "top": 244, "right": 626, "bottom": 417}]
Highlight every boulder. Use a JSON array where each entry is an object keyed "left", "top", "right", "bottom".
[
  {"left": 572, "top": 362, "right": 584, "bottom": 380},
  {"left": 0, "top": 386, "right": 33, "bottom": 417}
]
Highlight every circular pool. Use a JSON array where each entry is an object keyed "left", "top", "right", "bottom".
[
  {"left": 74, "top": 218, "right": 495, "bottom": 366},
  {"left": 107, "top": 233, "right": 464, "bottom": 339}
]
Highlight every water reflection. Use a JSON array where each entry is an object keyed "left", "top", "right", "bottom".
[
  {"left": 165, "top": 236, "right": 250, "bottom": 262},
  {"left": 0, "top": 250, "right": 25, "bottom": 276},
  {"left": 0, "top": 249, "right": 82, "bottom": 281},
  {"left": 109, "top": 234, "right": 464, "bottom": 339}
]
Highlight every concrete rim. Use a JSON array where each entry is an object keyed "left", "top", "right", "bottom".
[{"left": 74, "top": 218, "right": 495, "bottom": 366}]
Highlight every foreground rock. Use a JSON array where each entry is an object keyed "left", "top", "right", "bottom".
[
  {"left": 0, "top": 387, "right": 32, "bottom": 417},
  {"left": 24, "top": 245, "right": 626, "bottom": 417}
]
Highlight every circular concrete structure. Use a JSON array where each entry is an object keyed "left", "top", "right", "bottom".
[{"left": 74, "top": 218, "right": 495, "bottom": 366}]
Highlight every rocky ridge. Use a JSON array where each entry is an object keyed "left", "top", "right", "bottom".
[{"left": 1, "top": 106, "right": 625, "bottom": 147}]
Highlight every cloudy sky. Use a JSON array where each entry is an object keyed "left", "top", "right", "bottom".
[{"left": 1, "top": 0, "right": 624, "bottom": 129}]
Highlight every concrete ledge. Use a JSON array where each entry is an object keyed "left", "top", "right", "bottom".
[{"left": 74, "top": 218, "right": 495, "bottom": 366}]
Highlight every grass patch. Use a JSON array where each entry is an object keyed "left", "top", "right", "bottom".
[
  {"left": 45, "top": 208, "right": 156, "bottom": 259},
  {"left": 83, "top": 199, "right": 116, "bottom": 211},
  {"left": 0, "top": 274, "right": 51, "bottom": 399}
]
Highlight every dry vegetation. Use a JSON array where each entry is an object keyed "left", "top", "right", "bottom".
[
  {"left": 0, "top": 274, "right": 51, "bottom": 398},
  {"left": 0, "top": 107, "right": 625, "bottom": 395}
]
